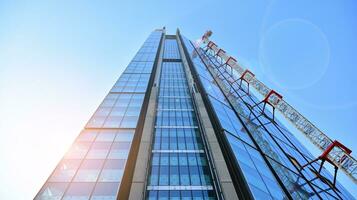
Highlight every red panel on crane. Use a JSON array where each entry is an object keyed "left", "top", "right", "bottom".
[
  {"left": 240, "top": 69, "right": 255, "bottom": 81},
  {"left": 216, "top": 49, "right": 226, "bottom": 56},
  {"left": 320, "top": 140, "right": 352, "bottom": 163},
  {"left": 263, "top": 90, "right": 283, "bottom": 107},
  {"left": 225, "top": 56, "right": 237, "bottom": 67}
]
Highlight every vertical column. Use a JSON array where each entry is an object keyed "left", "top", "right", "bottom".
[
  {"left": 128, "top": 31, "right": 166, "bottom": 200},
  {"left": 177, "top": 30, "right": 239, "bottom": 200}
]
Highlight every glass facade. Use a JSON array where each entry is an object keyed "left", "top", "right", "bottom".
[
  {"left": 146, "top": 36, "right": 218, "bottom": 199},
  {"left": 181, "top": 35, "right": 354, "bottom": 199},
  {"left": 35, "top": 30, "right": 163, "bottom": 200},
  {"left": 35, "top": 28, "right": 354, "bottom": 200}
]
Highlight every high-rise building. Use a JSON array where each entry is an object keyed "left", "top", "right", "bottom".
[{"left": 35, "top": 28, "right": 354, "bottom": 200}]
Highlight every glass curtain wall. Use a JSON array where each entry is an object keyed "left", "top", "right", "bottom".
[
  {"left": 180, "top": 35, "right": 353, "bottom": 200},
  {"left": 146, "top": 37, "right": 218, "bottom": 200},
  {"left": 35, "top": 30, "right": 162, "bottom": 200}
]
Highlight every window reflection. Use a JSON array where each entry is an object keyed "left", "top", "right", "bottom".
[
  {"left": 86, "top": 142, "right": 111, "bottom": 159},
  {"left": 38, "top": 29, "right": 161, "bottom": 200},
  {"left": 73, "top": 159, "right": 104, "bottom": 182},
  {"left": 91, "top": 182, "right": 120, "bottom": 200},
  {"left": 65, "top": 142, "right": 91, "bottom": 159},
  {"left": 120, "top": 116, "right": 139, "bottom": 128},
  {"left": 110, "top": 107, "right": 126, "bottom": 117},
  {"left": 108, "top": 142, "right": 131, "bottom": 159},
  {"left": 99, "top": 159, "right": 126, "bottom": 182},
  {"left": 95, "top": 130, "right": 116, "bottom": 142},
  {"left": 35, "top": 182, "right": 68, "bottom": 200},
  {"left": 49, "top": 159, "right": 81, "bottom": 182},
  {"left": 87, "top": 116, "right": 106, "bottom": 128},
  {"left": 103, "top": 116, "right": 123, "bottom": 128},
  {"left": 63, "top": 182, "right": 95, "bottom": 200},
  {"left": 77, "top": 130, "right": 98, "bottom": 142},
  {"left": 115, "top": 130, "right": 134, "bottom": 142}
]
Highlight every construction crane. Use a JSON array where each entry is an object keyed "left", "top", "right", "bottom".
[{"left": 196, "top": 31, "right": 357, "bottom": 184}]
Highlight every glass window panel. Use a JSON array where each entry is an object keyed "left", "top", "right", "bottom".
[
  {"left": 262, "top": 175, "right": 285, "bottom": 199},
  {"left": 160, "top": 153, "right": 169, "bottom": 166},
  {"left": 73, "top": 159, "right": 104, "bottom": 182},
  {"left": 129, "top": 99, "right": 143, "bottom": 107},
  {"left": 111, "top": 142, "right": 131, "bottom": 150},
  {"left": 35, "top": 182, "right": 68, "bottom": 200},
  {"left": 115, "top": 101, "right": 130, "bottom": 109},
  {"left": 179, "top": 154, "right": 188, "bottom": 166},
  {"left": 108, "top": 149, "right": 129, "bottom": 159},
  {"left": 95, "top": 107, "right": 111, "bottom": 117},
  {"left": 87, "top": 116, "right": 106, "bottom": 128},
  {"left": 240, "top": 162, "right": 269, "bottom": 193},
  {"left": 77, "top": 130, "right": 98, "bottom": 142},
  {"left": 158, "top": 190, "right": 169, "bottom": 200},
  {"left": 169, "top": 137, "right": 178, "bottom": 150},
  {"left": 190, "top": 166, "right": 201, "bottom": 186},
  {"left": 203, "top": 190, "right": 217, "bottom": 199},
  {"left": 109, "top": 107, "right": 126, "bottom": 117},
  {"left": 118, "top": 93, "right": 132, "bottom": 100},
  {"left": 152, "top": 153, "right": 160, "bottom": 166},
  {"left": 86, "top": 142, "right": 111, "bottom": 159},
  {"left": 99, "top": 159, "right": 126, "bottom": 182},
  {"left": 101, "top": 99, "right": 116, "bottom": 107},
  {"left": 149, "top": 166, "right": 159, "bottom": 185},
  {"left": 106, "top": 93, "right": 119, "bottom": 100},
  {"left": 63, "top": 182, "right": 95, "bottom": 200},
  {"left": 125, "top": 107, "right": 141, "bottom": 117},
  {"left": 103, "top": 159, "right": 126, "bottom": 169},
  {"left": 170, "top": 153, "right": 178, "bottom": 166},
  {"left": 91, "top": 182, "right": 120, "bottom": 200},
  {"left": 181, "top": 190, "right": 192, "bottom": 200},
  {"left": 197, "top": 154, "right": 207, "bottom": 166},
  {"left": 65, "top": 142, "right": 91, "bottom": 159},
  {"left": 115, "top": 131, "right": 134, "bottom": 142},
  {"left": 192, "top": 190, "right": 204, "bottom": 200},
  {"left": 49, "top": 159, "right": 81, "bottom": 182},
  {"left": 170, "top": 166, "right": 180, "bottom": 186},
  {"left": 103, "top": 116, "right": 123, "bottom": 128},
  {"left": 159, "top": 166, "right": 169, "bottom": 185},
  {"left": 186, "top": 142, "right": 194, "bottom": 150},
  {"left": 131, "top": 93, "right": 144, "bottom": 100},
  {"left": 148, "top": 190, "right": 158, "bottom": 200},
  {"left": 107, "top": 142, "right": 131, "bottom": 159},
  {"left": 117, "top": 129, "right": 135, "bottom": 134},
  {"left": 95, "top": 130, "right": 116, "bottom": 142},
  {"left": 188, "top": 154, "right": 197, "bottom": 166},
  {"left": 170, "top": 191, "right": 180, "bottom": 200},
  {"left": 249, "top": 184, "right": 272, "bottom": 200},
  {"left": 123, "top": 86, "right": 136, "bottom": 92},
  {"left": 180, "top": 166, "right": 190, "bottom": 185},
  {"left": 120, "top": 116, "right": 139, "bottom": 128}
]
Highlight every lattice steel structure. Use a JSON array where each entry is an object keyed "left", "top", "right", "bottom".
[{"left": 199, "top": 35, "right": 356, "bottom": 185}]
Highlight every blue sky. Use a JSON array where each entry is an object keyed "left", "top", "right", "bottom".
[{"left": 0, "top": 0, "right": 356, "bottom": 199}]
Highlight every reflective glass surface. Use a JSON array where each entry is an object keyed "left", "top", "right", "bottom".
[
  {"left": 163, "top": 39, "right": 181, "bottom": 59},
  {"left": 35, "top": 30, "right": 163, "bottom": 200},
  {"left": 146, "top": 37, "right": 217, "bottom": 199},
  {"left": 182, "top": 35, "right": 353, "bottom": 199}
]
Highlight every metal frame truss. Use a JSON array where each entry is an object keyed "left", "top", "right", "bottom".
[{"left": 198, "top": 37, "right": 357, "bottom": 185}]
